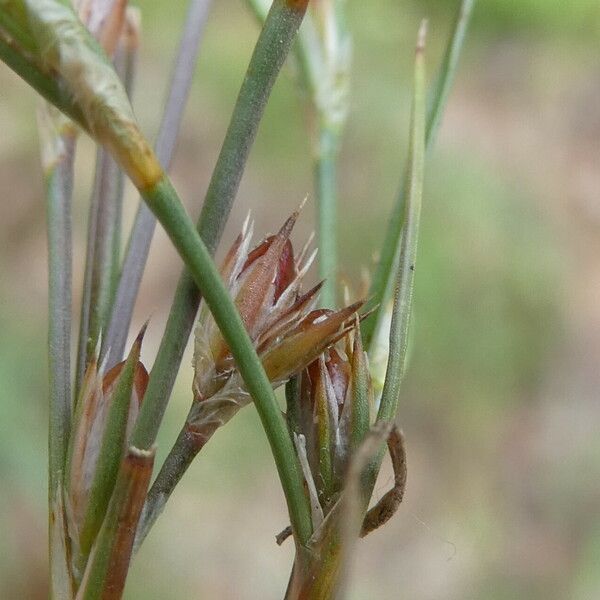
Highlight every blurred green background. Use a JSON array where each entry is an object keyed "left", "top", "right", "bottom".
[{"left": 1, "top": 0, "right": 599, "bottom": 598}]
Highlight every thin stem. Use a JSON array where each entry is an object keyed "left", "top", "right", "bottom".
[
  {"left": 76, "top": 149, "right": 122, "bottom": 390},
  {"left": 131, "top": 0, "right": 309, "bottom": 492},
  {"left": 426, "top": 0, "right": 475, "bottom": 147},
  {"left": 197, "top": 0, "right": 309, "bottom": 255},
  {"left": 76, "top": 46, "right": 137, "bottom": 392},
  {"left": 102, "top": 0, "right": 213, "bottom": 367},
  {"left": 45, "top": 133, "right": 76, "bottom": 599},
  {"left": 134, "top": 418, "right": 202, "bottom": 548},
  {"left": 315, "top": 126, "right": 340, "bottom": 308},
  {"left": 362, "top": 0, "right": 475, "bottom": 348},
  {"left": 132, "top": 176, "right": 313, "bottom": 546}
]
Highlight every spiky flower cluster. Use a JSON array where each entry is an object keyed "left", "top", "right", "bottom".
[{"left": 191, "top": 211, "right": 362, "bottom": 444}]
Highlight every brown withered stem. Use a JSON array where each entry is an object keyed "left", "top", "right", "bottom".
[{"left": 76, "top": 447, "right": 155, "bottom": 599}]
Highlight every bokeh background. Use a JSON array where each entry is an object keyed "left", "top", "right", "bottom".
[{"left": 1, "top": 0, "right": 600, "bottom": 598}]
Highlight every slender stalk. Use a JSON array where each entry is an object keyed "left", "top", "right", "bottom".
[
  {"left": 362, "top": 0, "right": 475, "bottom": 348},
  {"left": 132, "top": 0, "right": 310, "bottom": 529},
  {"left": 134, "top": 417, "right": 204, "bottom": 548},
  {"left": 45, "top": 132, "right": 76, "bottom": 600},
  {"left": 76, "top": 149, "right": 123, "bottom": 390},
  {"left": 102, "top": 0, "right": 213, "bottom": 367},
  {"left": 197, "top": 1, "right": 310, "bottom": 253},
  {"left": 315, "top": 126, "right": 340, "bottom": 308},
  {"left": 426, "top": 0, "right": 475, "bottom": 147}
]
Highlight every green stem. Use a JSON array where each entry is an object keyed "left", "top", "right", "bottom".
[
  {"left": 426, "top": 0, "right": 475, "bottom": 147},
  {"left": 130, "top": 0, "right": 310, "bottom": 539},
  {"left": 197, "top": 0, "right": 308, "bottom": 255},
  {"left": 354, "top": 22, "right": 428, "bottom": 513},
  {"left": 134, "top": 413, "right": 206, "bottom": 549},
  {"left": 315, "top": 126, "right": 340, "bottom": 308},
  {"left": 45, "top": 134, "right": 76, "bottom": 599},
  {"left": 362, "top": 0, "right": 475, "bottom": 348},
  {"left": 132, "top": 176, "right": 313, "bottom": 545}
]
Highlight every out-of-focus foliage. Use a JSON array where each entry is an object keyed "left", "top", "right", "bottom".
[{"left": 425, "top": 0, "right": 600, "bottom": 37}]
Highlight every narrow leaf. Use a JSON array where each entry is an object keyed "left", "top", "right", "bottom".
[
  {"left": 38, "top": 109, "right": 76, "bottom": 600},
  {"left": 376, "top": 22, "right": 426, "bottom": 424},
  {"left": 315, "top": 357, "right": 334, "bottom": 504},
  {"left": 362, "top": 0, "right": 475, "bottom": 347}
]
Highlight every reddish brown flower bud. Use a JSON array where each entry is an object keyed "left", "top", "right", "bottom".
[
  {"left": 64, "top": 354, "right": 148, "bottom": 554},
  {"left": 191, "top": 212, "right": 364, "bottom": 442}
]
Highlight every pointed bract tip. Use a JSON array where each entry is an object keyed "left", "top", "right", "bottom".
[
  {"left": 278, "top": 209, "right": 301, "bottom": 240},
  {"left": 134, "top": 320, "right": 149, "bottom": 347},
  {"left": 352, "top": 314, "right": 365, "bottom": 353},
  {"left": 241, "top": 211, "right": 253, "bottom": 237},
  {"left": 358, "top": 305, "right": 378, "bottom": 324}
]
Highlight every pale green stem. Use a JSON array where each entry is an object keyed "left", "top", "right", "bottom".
[{"left": 45, "top": 134, "right": 76, "bottom": 599}]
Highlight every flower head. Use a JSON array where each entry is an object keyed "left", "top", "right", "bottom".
[{"left": 190, "top": 212, "right": 363, "bottom": 439}]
